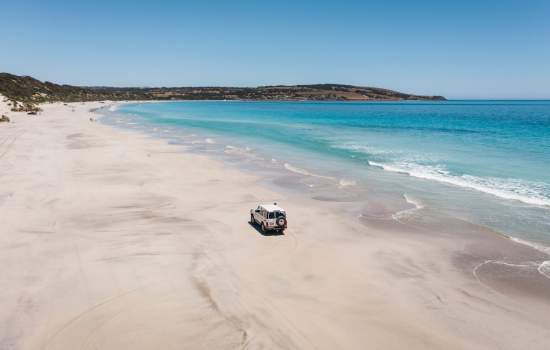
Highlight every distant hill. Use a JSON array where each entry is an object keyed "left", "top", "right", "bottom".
[{"left": 0, "top": 72, "right": 445, "bottom": 103}]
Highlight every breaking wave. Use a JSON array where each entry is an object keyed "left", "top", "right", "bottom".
[{"left": 368, "top": 161, "right": 550, "bottom": 207}]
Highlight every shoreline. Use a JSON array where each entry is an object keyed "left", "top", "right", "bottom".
[
  {"left": 1, "top": 101, "right": 550, "bottom": 349},
  {"left": 104, "top": 101, "right": 550, "bottom": 259},
  {"left": 108, "top": 100, "right": 550, "bottom": 211},
  {"left": 94, "top": 101, "right": 550, "bottom": 305}
]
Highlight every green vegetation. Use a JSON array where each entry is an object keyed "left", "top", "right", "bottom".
[
  {"left": 0, "top": 72, "right": 445, "bottom": 104},
  {"left": 9, "top": 100, "right": 42, "bottom": 113}
]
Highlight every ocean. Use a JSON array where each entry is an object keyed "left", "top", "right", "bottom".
[{"left": 103, "top": 100, "right": 550, "bottom": 254}]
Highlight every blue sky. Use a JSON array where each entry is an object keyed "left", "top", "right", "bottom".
[{"left": 2, "top": 0, "right": 549, "bottom": 98}]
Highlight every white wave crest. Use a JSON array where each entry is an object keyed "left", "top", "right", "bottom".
[
  {"left": 332, "top": 143, "right": 401, "bottom": 156},
  {"left": 368, "top": 161, "right": 550, "bottom": 207}
]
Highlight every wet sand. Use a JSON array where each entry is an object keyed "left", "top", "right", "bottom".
[{"left": 1, "top": 99, "right": 550, "bottom": 349}]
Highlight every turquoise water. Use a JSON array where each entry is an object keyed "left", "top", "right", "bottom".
[{"left": 107, "top": 100, "right": 550, "bottom": 251}]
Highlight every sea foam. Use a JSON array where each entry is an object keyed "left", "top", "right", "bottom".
[
  {"left": 508, "top": 237, "right": 550, "bottom": 280},
  {"left": 538, "top": 261, "right": 550, "bottom": 279},
  {"left": 392, "top": 194, "right": 425, "bottom": 221},
  {"left": 509, "top": 237, "right": 550, "bottom": 255},
  {"left": 283, "top": 163, "right": 335, "bottom": 180},
  {"left": 368, "top": 161, "right": 550, "bottom": 207},
  {"left": 338, "top": 179, "right": 357, "bottom": 188}
]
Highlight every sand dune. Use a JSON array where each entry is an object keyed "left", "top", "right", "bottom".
[{"left": 1, "top": 102, "right": 549, "bottom": 349}]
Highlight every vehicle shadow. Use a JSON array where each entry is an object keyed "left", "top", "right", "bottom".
[{"left": 248, "top": 221, "right": 285, "bottom": 236}]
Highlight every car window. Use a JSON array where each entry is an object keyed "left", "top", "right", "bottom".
[
  {"left": 268, "top": 212, "right": 275, "bottom": 219},
  {"left": 276, "top": 212, "right": 285, "bottom": 218}
]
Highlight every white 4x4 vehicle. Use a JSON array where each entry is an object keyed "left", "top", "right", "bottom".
[{"left": 250, "top": 203, "right": 287, "bottom": 233}]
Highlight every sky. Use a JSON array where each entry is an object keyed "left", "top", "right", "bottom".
[{"left": 2, "top": 0, "right": 549, "bottom": 98}]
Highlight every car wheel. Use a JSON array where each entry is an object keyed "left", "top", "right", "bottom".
[{"left": 277, "top": 217, "right": 287, "bottom": 228}]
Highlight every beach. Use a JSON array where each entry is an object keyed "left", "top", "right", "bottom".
[{"left": 1, "top": 101, "right": 550, "bottom": 349}]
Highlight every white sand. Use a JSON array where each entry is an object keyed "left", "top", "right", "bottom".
[{"left": 1, "top": 101, "right": 549, "bottom": 349}]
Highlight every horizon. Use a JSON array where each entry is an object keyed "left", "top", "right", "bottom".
[{"left": 2, "top": 0, "right": 550, "bottom": 99}]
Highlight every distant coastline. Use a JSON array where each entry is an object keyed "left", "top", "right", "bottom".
[{"left": 0, "top": 72, "right": 446, "bottom": 107}]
